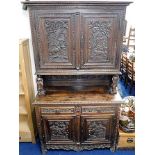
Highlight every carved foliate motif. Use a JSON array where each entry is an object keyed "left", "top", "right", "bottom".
[
  {"left": 88, "top": 20, "right": 112, "bottom": 62},
  {"left": 82, "top": 107, "right": 115, "bottom": 113},
  {"left": 41, "top": 108, "right": 74, "bottom": 114},
  {"left": 87, "top": 120, "right": 107, "bottom": 139},
  {"left": 46, "top": 144, "right": 111, "bottom": 151},
  {"left": 49, "top": 121, "right": 69, "bottom": 139},
  {"left": 44, "top": 19, "right": 69, "bottom": 62}
]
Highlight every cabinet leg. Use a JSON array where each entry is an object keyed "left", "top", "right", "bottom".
[
  {"left": 110, "top": 146, "right": 116, "bottom": 152},
  {"left": 41, "top": 146, "right": 47, "bottom": 155},
  {"left": 42, "top": 149, "right": 47, "bottom": 155},
  {"left": 111, "top": 75, "right": 119, "bottom": 94}
]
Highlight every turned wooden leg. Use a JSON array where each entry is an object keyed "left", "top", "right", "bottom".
[
  {"left": 111, "top": 75, "right": 119, "bottom": 94},
  {"left": 36, "top": 76, "right": 46, "bottom": 96},
  {"left": 41, "top": 146, "right": 47, "bottom": 155},
  {"left": 110, "top": 146, "right": 116, "bottom": 152}
]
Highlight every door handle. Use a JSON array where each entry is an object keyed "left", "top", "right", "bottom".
[
  {"left": 127, "top": 138, "right": 134, "bottom": 143},
  {"left": 81, "top": 33, "right": 85, "bottom": 49}
]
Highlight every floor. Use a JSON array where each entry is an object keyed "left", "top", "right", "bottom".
[
  {"left": 19, "top": 80, "right": 135, "bottom": 155},
  {"left": 20, "top": 140, "right": 135, "bottom": 155},
  {"left": 117, "top": 79, "right": 135, "bottom": 98}
]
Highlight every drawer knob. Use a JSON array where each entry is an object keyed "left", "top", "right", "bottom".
[
  {"left": 127, "top": 138, "right": 134, "bottom": 143},
  {"left": 76, "top": 67, "right": 80, "bottom": 70}
]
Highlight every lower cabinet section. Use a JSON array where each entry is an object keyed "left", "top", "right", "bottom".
[{"left": 34, "top": 104, "right": 120, "bottom": 154}]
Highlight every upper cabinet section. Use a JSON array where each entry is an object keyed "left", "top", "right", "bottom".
[{"left": 22, "top": 1, "right": 132, "bottom": 75}]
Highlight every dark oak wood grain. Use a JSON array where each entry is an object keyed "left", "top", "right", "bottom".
[
  {"left": 22, "top": 1, "right": 132, "bottom": 154},
  {"left": 33, "top": 89, "right": 122, "bottom": 153}
]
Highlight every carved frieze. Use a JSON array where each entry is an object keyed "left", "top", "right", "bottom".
[
  {"left": 44, "top": 19, "right": 69, "bottom": 62},
  {"left": 41, "top": 108, "right": 74, "bottom": 114},
  {"left": 44, "top": 75, "right": 109, "bottom": 80},
  {"left": 46, "top": 144, "right": 111, "bottom": 151},
  {"left": 88, "top": 20, "right": 112, "bottom": 62},
  {"left": 82, "top": 107, "right": 115, "bottom": 113}
]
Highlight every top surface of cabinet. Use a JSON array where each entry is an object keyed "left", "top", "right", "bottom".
[
  {"left": 22, "top": 1, "right": 132, "bottom": 5},
  {"left": 34, "top": 88, "right": 122, "bottom": 104},
  {"left": 23, "top": 1, "right": 131, "bottom": 76}
]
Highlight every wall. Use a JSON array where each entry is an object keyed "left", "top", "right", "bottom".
[{"left": 18, "top": 0, "right": 135, "bottom": 95}]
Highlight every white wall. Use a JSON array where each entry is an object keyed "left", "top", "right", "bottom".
[
  {"left": 18, "top": 0, "right": 135, "bottom": 95},
  {"left": 19, "top": 1, "right": 37, "bottom": 94}
]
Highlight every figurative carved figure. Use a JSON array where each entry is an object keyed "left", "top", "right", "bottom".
[
  {"left": 37, "top": 77, "right": 45, "bottom": 95},
  {"left": 111, "top": 75, "right": 119, "bottom": 94}
]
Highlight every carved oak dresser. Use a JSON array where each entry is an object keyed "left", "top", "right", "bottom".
[{"left": 22, "top": 1, "right": 131, "bottom": 154}]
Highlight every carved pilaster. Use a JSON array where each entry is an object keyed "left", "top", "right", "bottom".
[
  {"left": 111, "top": 75, "right": 119, "bottom": 94},
  {"left": 35, "top": 107, "right": 47, "bottom": 154},
  {"left": 36, "top": 76, "right": 46, "bottom": 96}
]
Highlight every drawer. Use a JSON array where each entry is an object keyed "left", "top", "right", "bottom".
[
  {"left": 81, "top": 106, "right": 116, "bottom": 114},
  {"left": 40, "top": 106, "right": 75, "bottom": 114},
  {"left": 118, "top": 136, "right": 135, "bottom": 148}
]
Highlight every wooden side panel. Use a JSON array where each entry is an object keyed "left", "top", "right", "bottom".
[{"left": 19, "top": 39, "right": 36, "bottom": 143}]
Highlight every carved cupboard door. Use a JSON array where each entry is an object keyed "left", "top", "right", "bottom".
[
  {"left": 80, "top": 114, "right": 115, "bottom": 144},
  {"left": 32, "top": 11, "right": 78, "bottom": 70},
  {"left": 80, "top": 12, "right": 120, "bottom": 70},
  {"left": 41, "top": 115, "right": 76, "bottom": 144}
]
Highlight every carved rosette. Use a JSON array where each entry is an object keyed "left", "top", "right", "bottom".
[
  {"left": 44, "top": 19, "right": 69, "bottom": 62},
  {"left": 88, "top": 20, "right": 112, "bottom": 62}
]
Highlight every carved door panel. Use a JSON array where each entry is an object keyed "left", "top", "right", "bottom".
[
  {"left": 80, "top": 13, "right": 119, "bottom": 69},
  {"left": 80, "top": 114, "right": 115, "bottom": 144},
  {"left": 41, "top": 115, "right": 76, "bottom": 144},
  {"left": 34, "top": 11, "right": 78, "bottom": 69}
]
